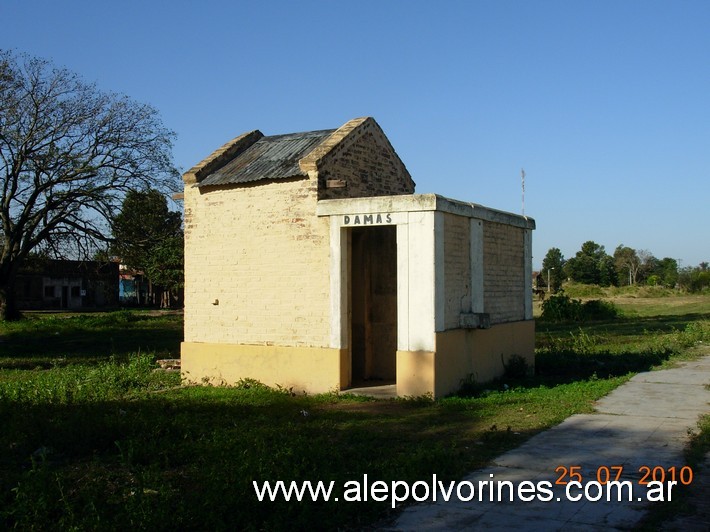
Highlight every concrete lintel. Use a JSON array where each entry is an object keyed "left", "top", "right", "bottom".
[
  {"left": 433, "top": 195, "right": 536, "bottom": 230},
  {"left": 316, "top": 193, "right": 535, "bottom": 230},
  {"left": 317, "top": 194, "right": 437, "bottom": 216}
]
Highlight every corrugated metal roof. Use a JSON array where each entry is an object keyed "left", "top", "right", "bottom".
[{"left": 198, "top": 128, "right": 336, "bottom": 187}]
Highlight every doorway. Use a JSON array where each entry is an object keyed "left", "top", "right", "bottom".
[
  {"left": 350, "top": 225, "right": 397, "bottom": 386},
  {"left": 61, "top": 286, "right": 69, "bottom": 309}
]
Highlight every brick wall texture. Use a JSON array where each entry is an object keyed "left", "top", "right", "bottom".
[
  {"left": 310, "top": 118, "right": 415, "bottom": 200},
  {"left": 443, "top": 213, "right": 471, "bottom": 329},
  {"left": 483, "top": 221, "right": 526, "bottom": 323},
  {"left": 442, "top": 214, "right": 527, "bottom": 328},
  {"left": 183, "top": 177, "right": 331, "bottom": 347}
]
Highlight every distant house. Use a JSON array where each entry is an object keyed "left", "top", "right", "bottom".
[
  {"left": 119, "top": 265, "right": 183, "bottom": 308},
  {"left": 118, "top": 266, "right": 149, "bottom": 306},
  {"left": 16, "top": 259, "right": 119, "bottom": 310},
  {"left": 181, "top": 117, "right": 535, "bottom": 398}
]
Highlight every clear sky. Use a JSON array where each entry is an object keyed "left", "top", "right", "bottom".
[{"left": 2, "top": 0, "right": 708, "bottom": 269}]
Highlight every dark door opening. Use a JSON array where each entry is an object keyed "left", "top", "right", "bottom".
[
  {"left": 350, "top": 225, "right": 397, "bottom": 387},
  {"left": 61, "top": 286, "right": 69, "bottom": 309}
]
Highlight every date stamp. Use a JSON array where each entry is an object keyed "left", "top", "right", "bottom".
[{"left": 555, "top": 465, "right": 694, "bottom": 486}]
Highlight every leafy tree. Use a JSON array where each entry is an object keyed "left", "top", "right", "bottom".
[
  {"left": 564, "top": 241, "right": 616, "bottom": 286},
  {"left": 111, "top": 189, "right": 183, "bottom": 306},
  {"left": 144, "top": 235, "right": 184, "bottom": 306},
  {"left": 541, "top": 247, "right": 565, "bottom": 292},
  {"left": 0, "top": 50, "right": 178, "bottom": 319},
  {"left": 111, "top": 189, "right": 182, "bottom": 272},
  {"left": 599, "top": 254, "right": 618, "bottom": 287},
  {"left": 678, "top": 264, "right": 710, "bottom": 293}
]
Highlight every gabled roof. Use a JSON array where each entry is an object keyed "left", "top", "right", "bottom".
[
  {"left": 196, "top": 129, "right": 335, "bottom": 187},
  {"left": 183, "top": 117, "right": 414, "bottom": 197}
]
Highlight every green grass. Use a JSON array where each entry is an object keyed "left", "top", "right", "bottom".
[
  {"left": 0, "top": 309, "right": 182, "bottom": 368},
  {"left": 0, "top": 298, "right": 709, "bottom": 530}
]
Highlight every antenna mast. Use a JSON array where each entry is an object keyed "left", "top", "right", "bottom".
[{"left": 521, "top": 168, "right": 526, "bottom": 216}]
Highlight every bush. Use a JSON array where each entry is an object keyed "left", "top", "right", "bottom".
[
  {"left": 581, "top": 299, "right": 619, "bottom": 320},
  {"left": 541, "top": 294, "right": 619, "bottom": 322},
  {"left": 540, "top": 294, "right": 583, "bottom": 321}
]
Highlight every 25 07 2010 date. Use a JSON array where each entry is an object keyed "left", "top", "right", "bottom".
[{"left": 554, "top": 465, "right": 694, "bottom": 485}]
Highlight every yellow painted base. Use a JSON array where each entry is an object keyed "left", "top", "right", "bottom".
[
  {"left": 434, "top": 320, "right": 535, "bottom": 397},
  {"left": 182, "top": 320, "right": 534, "bottom": 398},
  {"left": 181, "top": 342, "right": 347, "bottom": 394},
  {"left": 397, "top": 320, "right": 535, "bottom": 398},
  {"left": 396, "top": 350, "right": 435, "bottom": 397}
]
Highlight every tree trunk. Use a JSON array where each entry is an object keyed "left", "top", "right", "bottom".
[{"left": 0, "top": 278, "right": 21, "bottom": 321}]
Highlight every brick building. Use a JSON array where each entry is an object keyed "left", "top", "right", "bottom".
[
  {"left": 16, "top": 259, "right": 119, "bottom": 310},
  {"left": 181, "top": 117, "right": 535, "bottom": 398}
]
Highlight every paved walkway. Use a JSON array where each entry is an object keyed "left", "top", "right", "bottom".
[{"left": 386, "top": 354, "right": 710, "bottom": 531}]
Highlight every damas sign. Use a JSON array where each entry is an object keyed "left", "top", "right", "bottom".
[{"left": 342, "top": 213, "right": 394, "bottom": 226}]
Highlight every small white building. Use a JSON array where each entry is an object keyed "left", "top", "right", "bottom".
[{"left": 181, "top": 117, "right": 535, "bottom": 398}]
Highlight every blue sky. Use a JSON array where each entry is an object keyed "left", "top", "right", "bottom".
[{"left": 2, "top": 0, "right": 708, "bottom": 269}]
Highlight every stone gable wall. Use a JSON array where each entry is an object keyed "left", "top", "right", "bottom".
[{"left": 309, "top": 118, "right": 415, "bottom": 200}]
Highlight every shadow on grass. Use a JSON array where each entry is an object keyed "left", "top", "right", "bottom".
[
  {"left": 458, "top": 339, "right": 689, "bottom": 401},
  {"left": 454, "top": 347, "right": 675, "bottom": 399},
  {"left": 0, "top": 389, "right": 534, "bottom": 531},
  {"left": 535, "top": 348, "right": 671, "bottom": 381},
  {"left": 536, "top": 312, "right": 708, "bottom": 337},
  {"left": 0, "top": 311, "right": 182, "bottom": 368}
]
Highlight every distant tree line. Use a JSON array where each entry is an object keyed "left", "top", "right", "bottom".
[{"left": 540, "top": 241, "right": 709, "bottom": 293}]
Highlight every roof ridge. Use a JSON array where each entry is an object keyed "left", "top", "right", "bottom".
[{"left": 260, "top": 128, "right": 337, "bottom": 141}]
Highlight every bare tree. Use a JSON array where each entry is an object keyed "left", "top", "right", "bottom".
[
  {"left": 613, "top": 245, "right": 641, "bottom": 286},
  {"left": 0, "top": 50, "right": 179, "bottom": 319}
]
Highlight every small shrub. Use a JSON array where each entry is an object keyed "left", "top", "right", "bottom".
[
  {"left": 235, "top": 378, "right": 269, "bottom": 390},
  {"left": 541, "top": 293, "right": 583, "bottom": 321},
  {"left": 673, "top": 321, "right": 710, "bottom": 348},
  {"left": 502, "top": 354, "right": 531, "bottom": 378},
  {"left": 540, "top": 328, "right": 600, "bottom": 356}
]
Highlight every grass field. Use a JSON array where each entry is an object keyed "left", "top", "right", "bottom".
[{"left": 1, "top": 295, "right": 708, "bottom": 530}]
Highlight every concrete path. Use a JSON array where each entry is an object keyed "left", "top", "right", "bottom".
[{"left": 387, "top": 354, "right": 710, "bottom": 531}]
